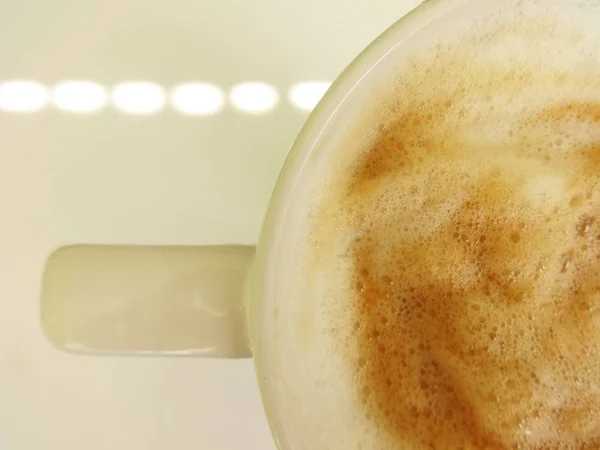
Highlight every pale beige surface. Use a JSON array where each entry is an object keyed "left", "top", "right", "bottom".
[{"left": 0, "top": 0, "right": 421, "bottom": 448}]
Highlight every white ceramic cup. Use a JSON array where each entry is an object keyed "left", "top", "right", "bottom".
[{"left": 40, "top": 0, "right": 584, "bottom": 447}]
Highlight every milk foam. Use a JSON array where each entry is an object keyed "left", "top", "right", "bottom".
[{"left": 269, "top": 1, "right": 600, "bottom": 448}]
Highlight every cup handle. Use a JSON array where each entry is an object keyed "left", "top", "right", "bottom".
[{"left": 41, "top": 244, "right": 255, "bottom": 358}]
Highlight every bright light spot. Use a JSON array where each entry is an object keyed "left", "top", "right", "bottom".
[
  {"left": 289, "top": 81, "right": 331, "bottom": 111},
  {"left": 229, "top": 82, "right": 278, "bottom": 114},
  {"left": 111, "top": 81, "right": 166, "bottom": 115},
  {"left": 170, "top": 83, "right": 224, "bottom": 116},
  {"left": 52, "top": 81, "right": 107, "bottom": 113},
  {"left": 0, "top": 80, "right": 49, "bottom": 112}
]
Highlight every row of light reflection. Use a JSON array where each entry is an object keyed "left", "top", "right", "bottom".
[{"left": 0, "top": 80, "right": 331, "bottom": 115}]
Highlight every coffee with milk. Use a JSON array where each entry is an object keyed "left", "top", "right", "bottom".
[{"left": 267, "top": 0, "right": 600, "bottom": 448}]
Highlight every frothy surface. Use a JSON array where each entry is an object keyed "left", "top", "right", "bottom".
[{"left": 272, "top": 1, "right": 600, "bottom": 449}]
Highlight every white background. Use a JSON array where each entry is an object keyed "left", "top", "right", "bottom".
[{"left": 0, "top": 0, "right": 422, "bottom": 448}]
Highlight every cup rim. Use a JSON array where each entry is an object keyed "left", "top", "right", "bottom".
[{"left": 250, "top": 0, "right": 470, "bottom": 446}]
